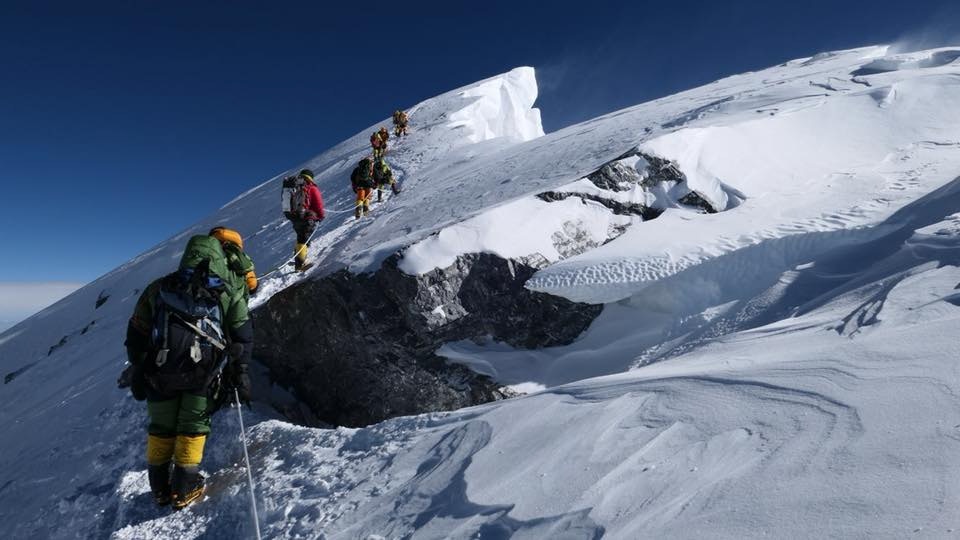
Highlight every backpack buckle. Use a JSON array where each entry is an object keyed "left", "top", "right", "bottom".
[
  {"left": 156, "top": 349, "right": 169, "bottom": 367},
  {"left": 189, "top": 339, "right": 203, "bottom": 363}
]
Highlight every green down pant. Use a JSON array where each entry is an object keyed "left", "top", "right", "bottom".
[
  {"left": 147, "top": 392, "right": 211, "bottom": 436},
  {"left": 146, "top": 393, "right": 211, "bottom": 467}
]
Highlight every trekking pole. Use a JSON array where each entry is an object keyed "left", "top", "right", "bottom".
[{"left": 234, "top": 389, "right": 263, "bottom": 540}]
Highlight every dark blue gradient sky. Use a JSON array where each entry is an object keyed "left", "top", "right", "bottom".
[{"left": 2, "top": 0, "right": 958, "bottom": 282}]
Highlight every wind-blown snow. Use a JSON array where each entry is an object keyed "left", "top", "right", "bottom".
[
  {"left": 527, "top": 47, "right": 960, "bottom": 303},
  {"left": 447, "top": 66, "right": 544, "bottom": 143},
  {"left": 4, "top": 46, "right": 960, "bottom": 539}
]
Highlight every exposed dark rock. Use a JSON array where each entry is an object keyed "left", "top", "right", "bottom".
[
  {"left": 586, "top": 161, "right": 643, "bottom": 192},
  {"left": 850, "top": 65, "right": 893, "bottom": 77},
  {"left": 48, "top": 336, "right": 69, "bottom": 356},
  {"left": 637, "top": 152, "right": 686, "bottom": 185},
  {"left": 809, "top": 81, "right": 839, "bottom": 92},
  {"left": 253, "top": 253, "right": 601, "bottom": 428},
  {"left": 536, "top": 151, "right": 682, "bottom": 221},
  {"left": 678, "top": 191, "right": 719, "bottom": 214},
  {"left": 589, "top": 150, "right": 736, "bottom": 215},
  {"left": 95, "top": 291, "right": 109, "bottom": 309},
  {"left": 606, "top": 224, "right": 630, "bottom": 243},
  {"left": 5, "top": 363, "right": 35, "bottom": 384},
  {"left": 536, "top": 191, "right": 662, "bottom": 221}
]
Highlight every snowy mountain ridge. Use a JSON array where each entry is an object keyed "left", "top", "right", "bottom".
[{"left": 3, "top": 45, "right": 960, "bottom": 538}]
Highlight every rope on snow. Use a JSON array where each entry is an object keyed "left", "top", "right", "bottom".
[{"left": 234, "top": 389, "right": 262, "bottom": 540}]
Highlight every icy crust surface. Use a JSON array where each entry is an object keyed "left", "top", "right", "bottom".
[{"left": 522, "top": 47, "right": 960, "bottom": 302}]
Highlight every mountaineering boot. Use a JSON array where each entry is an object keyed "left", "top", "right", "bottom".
[
  {"left": 377, "top": 188, "right": 383, "bottom": 202},
  {"left": 170, "top": 465, "right": 205, "bottom": 510},
  {"left": 171, "top": 434, "right": 206, "bottom": 510},
  {"left": 146, "top": 434, "right": 175, "bottom": 505},
  {"left": 294, "top": 243, "right": 307, "bottom": 271},
  {"left": 147, "top": 462, "right": 172, "bottom": 506},
  {"left": 355, "top": 205, "right": 362, "bottom": 219}
]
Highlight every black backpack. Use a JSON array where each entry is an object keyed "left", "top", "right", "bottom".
[
  {"left": 351, "top": 159, "right": 375, "bottom": 189},
  {"left": 373, "top": 159, "right": 392, "bottom": 185},
  {"left": 145, "top": 260, "right": 229, "bottom": 395},
  {"left": 282, "top": 175, "right": 308, "bottom": 220}
]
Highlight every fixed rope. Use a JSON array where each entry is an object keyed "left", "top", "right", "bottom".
[
  {"left": 325, "top": 206, "right": 359, "bottom": 214},
  {"left": 234, "top": 389, "right": 263, "bottom": 540},
  {"left": 257, "top": 165, "right": 403, "bottom": 279},
  {"left": 255, "top": 223, "right": 323, "bottom": 281}
]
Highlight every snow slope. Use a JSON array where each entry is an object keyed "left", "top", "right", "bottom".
[
  {"left": 527, "top": 47, "right": 960, "bottom": 303},
  {"left": 4, "top": 45, "right": 960, "bottom": 538},
  {"left": 0, "top": 66, "right": 545, "bottom": 538}
]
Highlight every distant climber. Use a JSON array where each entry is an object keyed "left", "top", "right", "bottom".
[
  {"left": 281, "top": 168, "right": 325, "bottom": 272},
  {"left": 209, "top": 227, "right": 258, "bottom": 296},
  {"left": 370, "top": 127, "right": 389, "bottom": 160},
  {"left": 373, "top": 158, "right": 399, "bottom": 201},
  {"left": 351, "top": 157, "right": 376, "bottom": 219},
  {"left": 123, "top": 235, "right": 253, "bottom": 510},
  {"left": 392, "top": 109, "right": 409, "bottom": 137}
]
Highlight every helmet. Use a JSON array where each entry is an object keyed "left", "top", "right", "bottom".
[{"left": 298, "top": 168, "right": 315, "bottom": 182}]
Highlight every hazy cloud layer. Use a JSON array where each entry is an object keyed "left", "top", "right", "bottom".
[{"left": 0, "top": 282, "right": 84, "bottom": 327}]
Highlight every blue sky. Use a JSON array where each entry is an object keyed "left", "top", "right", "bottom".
[{"left": 1, "top": 0, "right": 958, "bottom": 291}]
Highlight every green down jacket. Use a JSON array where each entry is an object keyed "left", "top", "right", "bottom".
[
  {"left": 131, "top": 235, "right": 249, "bottom": 333},
  {"left": 126, "top": 234, "right": 252, "bottom": 378}
]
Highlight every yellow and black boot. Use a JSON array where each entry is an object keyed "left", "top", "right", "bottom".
[
  {"left": 294, "top": 243, "right": 308, "bottom": 271},
  {"left": 170, "top": 465, "right": 205, "bottom": 510},
  {"left": 147, "top": 463, "right": 172, "bottom": 506},
  {"left": 146, "top": 434, "right": 176, "bottom": 506},
  {"left": 171, "top": 434, "right": 206, "bottom": 510}
]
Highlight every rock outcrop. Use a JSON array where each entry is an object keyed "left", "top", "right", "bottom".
[
  {"left": 536, "top": 157, "right": 664, "bottom": 220},
  {"left": 253, "top": 253, "right": 601, "bottom": 427},
  {"left": 587, "top": 160, "right": 645, "bottom": 191}
]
